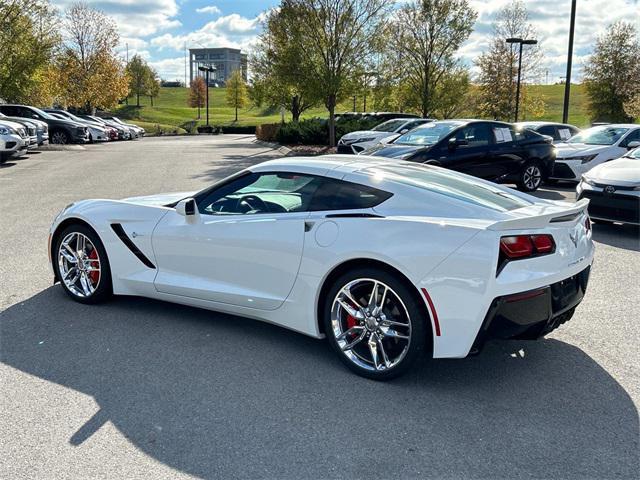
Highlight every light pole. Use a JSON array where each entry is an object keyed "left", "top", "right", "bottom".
[
  {"left": 506, "top": 37, "right": 538, "bottom": 122},
  {"left": 198, "top": 64, "right": 216, "bottom": 127},
  {"left": 563, "top": 0, "right": 577, "bottom": 123}
]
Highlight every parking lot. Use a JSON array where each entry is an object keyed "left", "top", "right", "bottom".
[{"left": 1, "top": 135, "right": 638, "bottom": 479}]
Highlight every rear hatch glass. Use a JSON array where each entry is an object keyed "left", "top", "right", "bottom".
[{"left": 360, "top": 164, "right": 533, "bottom": 212}]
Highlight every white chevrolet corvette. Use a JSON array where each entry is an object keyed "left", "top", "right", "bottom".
[{"left": 49, "top": 156, "right": 594, "bottom": 379}]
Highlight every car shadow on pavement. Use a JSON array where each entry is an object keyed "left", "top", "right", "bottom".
[
  {"left": 591, "top": 223, "right": 640, "bottom": 252},
  {"left": 1, "top": 287, "right": 638, "bottom": 479}
]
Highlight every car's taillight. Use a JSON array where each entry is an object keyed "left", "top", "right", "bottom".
[
  {"left": 500, "top": 234, "right": 555, "bottom": 259},
  {"left": 498, "top": 234, "right": 555, "bottom": 275}
]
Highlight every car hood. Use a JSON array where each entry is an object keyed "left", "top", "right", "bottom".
[
  {"left": 122, "top": 191, "right": 196, "bottom": 206},
  {"left": 362, "top": 143, "right": 429, "bottom": 159},
  {"left": 0, "top": 119, "right": 27, "bottom": 131},
  {"left": 584, "top": 158, "right": 640, "bottom": 184},
  {"left": 555, "top": 143, "right": 612, "bottom": 158}
]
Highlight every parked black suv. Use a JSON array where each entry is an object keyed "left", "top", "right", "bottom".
[
  {"left": 363, "top": 120, "right": 555, "bottom": 192},
  {"left": 0, "top": 105, "right": 88, "bottom": 144}
]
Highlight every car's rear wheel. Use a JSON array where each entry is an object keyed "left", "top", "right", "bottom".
[
  {"left": 323, "top": 268, "right": 428, "bottom": 380},
  {"left": 517, "top": 162, "right": 543, "bottom": 192},
  {"left": 55, "top": 224, "right": 112, "bottom": 304},
  {"left": 51, "top": 130, "right": 70, "bottom": 145}
]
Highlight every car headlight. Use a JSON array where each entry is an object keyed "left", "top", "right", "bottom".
[
  {"left": 563, "top": 154, "right": 598, "bottom": 163},
  {"left": 355, "top": 137, "right": 376, "bottom": 143},
  {"left": 0, "top": 126, "right": 15, "bottom": 135},
  {"left": 581, "top": 175, "right": 596, "bottom": 186}
]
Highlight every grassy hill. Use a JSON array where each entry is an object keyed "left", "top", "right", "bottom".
[{"left": 115, "top": 83, "right": 592, "bottom": 134}]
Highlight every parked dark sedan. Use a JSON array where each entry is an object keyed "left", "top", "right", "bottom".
[
  {"left": 363, "top": 120, "right": 555, "bottom": 191},
  {"left": 0, "top": 105, "right": 88, "bottom": 144}
]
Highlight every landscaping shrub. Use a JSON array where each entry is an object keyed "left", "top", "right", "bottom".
[
  {"left": 275, "top": 117, "right": 380, "bottom": 145},
  {"left": 214, "top": 125, "right": 256, "bottom": 134},
  {"left": 256, "top": 123, "right": 281, "bottom": 142}
]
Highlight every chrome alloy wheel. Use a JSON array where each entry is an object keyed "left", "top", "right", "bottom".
[
  {"left": 523, "top": 165, "right": 542, "bottom": 190},
  {"left": 331, "top": 278, "right": 411, "bottom": 372},
  {"left": 58, "top": 232, "right": 101, "bottom": 298}
]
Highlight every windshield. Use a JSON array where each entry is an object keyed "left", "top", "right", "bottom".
[
  {"left": 624, "top": 147, "right": 640, "bottom": 159},
  {"left": 64, "top": 112, "right": 87, "bottom": 123},
  {"left": 568, "top": 126, "right": 629, "bottom": 145},
  {"left": 30, "top": 107, "right": 54, "bottom": 120},
  {"left": 394, "top": 122, "right": 461, "bottom": 146},
  {"left": 373, "top": 120, "right": 407, "bottom": 133}
]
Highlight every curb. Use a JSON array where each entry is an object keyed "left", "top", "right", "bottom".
[{"left": 253, "top": 139, "right": 291, "bottom": 156}]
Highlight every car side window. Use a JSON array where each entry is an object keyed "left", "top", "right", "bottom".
[
  {"left": 196, "top": 172, "right": 322, "bottom": 215},
  {"left": 1, "top": 106, "right": 18, "bottom": 116},
  {"left": 537, "top": 125, "right": 557, "bottom": 139},
  {"left": 456, "top": 124, "right": 492, "bottom": 147},
  {"left": 620, "top": 129, "right": 640, "bottom": 147},
  {"left": 308, "top": 178, "right": 392, "bottom": 211}
]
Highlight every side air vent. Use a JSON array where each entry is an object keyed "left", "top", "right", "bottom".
[{"left": 110, "top": 224, "right": 156, "bottom": 269}]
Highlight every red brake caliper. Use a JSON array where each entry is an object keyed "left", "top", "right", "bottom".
[{"left": 88, "top": 249, "right": 99, "bottom": 284}]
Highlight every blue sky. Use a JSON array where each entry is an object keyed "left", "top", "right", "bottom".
[{"left": 52, "top": 0, "right": 640, "bottom": 83}]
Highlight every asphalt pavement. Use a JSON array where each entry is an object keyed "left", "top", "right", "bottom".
[{"left": 1, "top": 135, "right": 638, "bottom": 479}]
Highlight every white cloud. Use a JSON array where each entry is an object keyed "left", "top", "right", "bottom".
[
  {"left": 149, "top": 56, "right": 189, "bottom": 81},
  {"left": 460, "top": 0, "right": 640, "bottom": 83},
  {"left": 54, "top": 0, "right": 181, "bottom": 37},
  {"left": 150, "top": 12, "right": 266, "bottom": 52},
  {"left": 196, "top": 5, "right": 222, "bottom": 15}
]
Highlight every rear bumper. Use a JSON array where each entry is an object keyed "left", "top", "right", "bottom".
[{"left": 471, "top": 266, "right": 591, "bottom": 352}]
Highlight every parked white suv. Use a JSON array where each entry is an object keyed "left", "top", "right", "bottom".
[
  {"left": 550, "top": 124, "right": 640, "bottom": 182},
  {"left": 337, "top": 118, "right": 434, "bottom": 154},
  {"left": 0, "top": 120, "right": 28, "bottom": 163}
]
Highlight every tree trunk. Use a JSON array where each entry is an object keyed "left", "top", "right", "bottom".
[
  {"left": 136, "top": 92, "right": 140, "bottom": 107},
  {"left": 291, "top": 95, "right": 301, "bottom": 122},
  {"left": 235, "top": 105, "right": 238, "bottom": 122},
  {"left": 327, "top": 94, "right": 337, "bottom": 147},
  {"left": 150, "top": 96, "right": 154, "bottom": 107}
]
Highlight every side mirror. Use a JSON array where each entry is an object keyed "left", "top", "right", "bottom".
[
  {"left": 176, "top": 198, "right": 197, "bottom": 217},
  {"left": 626, "top": 140, "right": 640, "bottom": 149},
  {"left": 448, "top": 137, "right": 468, "bottom": 150},
  {"left": 400, "top": 128, "right": 409, "bottom": 134}
]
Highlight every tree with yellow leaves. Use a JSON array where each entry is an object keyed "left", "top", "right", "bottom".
[
  {"left": 55, "top": 2, "right": 128, "bottom": 112},
  {"left": 226, "top": 69, "right": 248, "bottom": 122}
]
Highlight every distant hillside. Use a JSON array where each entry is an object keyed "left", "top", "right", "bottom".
[{"left": 114, "top": 83, "right": 592, "bottom": 134}]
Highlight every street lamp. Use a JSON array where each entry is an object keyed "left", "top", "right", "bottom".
[
  {"left": 562, "top": 0, "right": 577, "bottom": 124},
  {"left": 506, "top": 37, "right": 538, "bottom": 122},
  {"left": 198, "top": 64, "right": 216, "bottom": 127}
]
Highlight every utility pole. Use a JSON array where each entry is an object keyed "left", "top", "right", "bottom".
[
  {"left": 506, "top": 38, "right": 538, "bottom": 122},
  {"left": 562, "top": 0, "right": 577, "bottom": 124},
  {"left": 125, "top": 43, "right": 129, "bottom": 105},
  {"left": 184, "top": 42, "right": 187, "bottom": 87}
]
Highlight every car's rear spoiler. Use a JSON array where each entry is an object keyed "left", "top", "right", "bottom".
[{"left": 488, "top": 198, "right": 589, "bottom": 231}]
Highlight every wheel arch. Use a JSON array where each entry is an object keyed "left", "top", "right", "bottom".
[
  {"left": 50, "top": 217, "right": 99, "bottom": 282},
  {"left": 316, "top": 258, "right": 434, "bottom": 355}
]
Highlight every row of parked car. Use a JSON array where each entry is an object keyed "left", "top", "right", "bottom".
[
  {"left": 0, "top": 104, "right": 145, "bottom": 163},
  {"left": 337, "top": 116, "right": 640, "bottom": 225}
]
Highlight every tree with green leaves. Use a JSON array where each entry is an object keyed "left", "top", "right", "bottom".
[
  {"left": 126, "top": 55, "right": 149, "bottom": 107},
  {"left": 475, "top": 1, "right": 545, "bottom": 121},
  {"left": 226, "top": 69, "right": 248, "bottom": 122},
  {"left": 147, "top": 67, "right": 160, "bottom": 107},
  {"left": 384, "top": 0, "right": 476, "bottom": 118},
  {"left": 250, "top": 8, "right": 321, "bottom": 122},
  {"left": 0, "top": 0, "right": 60, "bottom": 104},
  {"left": 272, "top": 0, "right": 390, "bottom": 146},
  {"left": 584, "top": 21, "right": 640, "bottom": 123}
]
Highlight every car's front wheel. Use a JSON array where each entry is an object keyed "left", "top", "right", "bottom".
[
  {"left": 323, "top": 268, "right": 429, "bottom": 380},
  {"left": 51, "top": 130, "right": 70, "bottom": 145},
  {"left": 517, "top": 162, "right": 543, "bottom": 192},
  {"left": 55, "top": 224, "right": 112, "bottom": 304}
]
